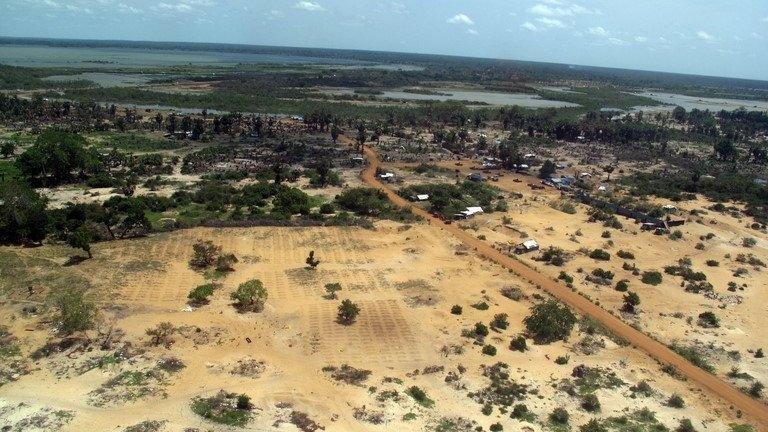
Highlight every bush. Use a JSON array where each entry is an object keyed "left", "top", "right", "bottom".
[
  {"left": 615, "top": 280, "right": 629, "bottom": 292},
  {"left": 450, "top": 305, "right": 463, "bottom": 315},
  {"left": 474, "top": 322, "right": 489, "bottom": 337},
  {"left": 581, "top": 393, "right": 600, "bottom": 412},
  {"left": 511, "top": 404, "right": 530, "bottom": 419},
  {"left": 697, "top": 311, "right": 720, "bottom": 328},
  {"left": 555, "top": 355, "right": 570, "bottom": 365},
  {"left": 677, "top": 419, "right": 696, "bottom": 432},
  {"left": 230, "top": 279, "right": 268, "bottom": 312},
  {"left": 215, "top": 253, "right": 238, "bottom": 272},
  {"left": 601, "top": 230, "right": 611, "bottom": 238},
  {"left": 490, "top": 423, "right": 503, "bottom": 432},
  {"left": 580, "top": 419, "right": 607, "bottom": 432},
  {"left": 482, "top": 344, "right": 497, "bottom": 356},
  {"left": 591, "top": 268, "right": 615, "bottom": 280},
  {"left": 188, "top": 283, "right": 215, "bottom": 305},
  {"left": 405, "top": 386, "right": 433, "bottom": 407},
  {"left": 549, "top": 407, "right": 569, "bottom": 424},
  {"left": 667, "top": 394, "right": 685, "bottom": 408},
  {"left": 705, "top": 260, "right": 719, "bottom": 267},
  {"left": 748, "top": 381, "right": 764, "bottom": 398},
  {"left": 337, "top": 299, "right": 360, "bottom": 325},
  {"left": 491, "top": 313, "right": 509, "bottom": 330},
  {"left": 523, "top": 300, "right": 577, "bottom": 344},
  {"left": 190, "top": 240, "right": 221, "bottom": 268},
  {"left": 617, "top": 250, "right": 635, "bottom": 259},
  {"left": 669, "top": 230, "right": 683, "bottom": 240},
  {"left": 510, "top": 336, "right": 527, "bottom": 352},
  {"left": 622, "top": 291, "right": 640, "bottom": 313},
  {"left": 53, "top": 287, "right": 96, "bottom": 334},
  {"left": 471, "top": 301, "right": 490, "bottom": 310},
  {"left": 589, "top": 249, "right": 610, "bottom": 261},
  {"left": 319, "top": 202, "right": 335, "bottom": 214},
  {"left": 558, "top": 271, "right": 574, "bottom": 284},
  {"left": 743, "top": 237, "right": 757, "bottom": 248},
  {"left": 641, "top": 271, "right": 663, "bottom": 285},
  {"left": 324, "top": 282, "right": 342, "bottom": 299}
]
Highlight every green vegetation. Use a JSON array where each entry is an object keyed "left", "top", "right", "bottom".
[
  {"left": 52, "top": 286, "right": 96, "bottom": 334},
  {"left": 230, "top": 279, "right": 268, "bottom": 312},
  {"left": 188, "top": 283, "right": 216, "bottom": 305},
  {"left": 405, "top": 386, "right": 434, "bottom": 408},
  {"left": 398, "top": 181, "right": 502, "bottom": 219},
  {"left": 190, "top": 391, "right": 252, "bottom": 427},
  {"left": 523, "top": 300, "right": 577, "bottom": 344},
  {"left": 337, "top": 299, "right": 360, "bottom": 325}
]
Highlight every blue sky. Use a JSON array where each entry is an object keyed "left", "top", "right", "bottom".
[{"left": 2, "top": 0, "right": 768, "bottom": 80}]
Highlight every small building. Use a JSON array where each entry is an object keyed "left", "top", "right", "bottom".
[
  {"left": 379, "top": 172, "right": 395, "bottom": 182},
  {"left": 515, "top": 239, "right": 540, "bottom": 254},
  {"left": 467, "top": 173, "right": 485, "bottom": 182},
  {"left": 454, "top": 206, "right": 484, "bottom": 220},
  {"left": 409, "top": 194, "right": 429, "bottom": 202}
]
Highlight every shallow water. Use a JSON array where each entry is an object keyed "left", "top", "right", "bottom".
[
  {"left": 0, "top": 44, "right": 366, "bottom": 68},
  {"left": 42, "top": 72, "right": 163, "bottom": 87},
  {"left": 324, "top": 87, "right": 579, "bottom": 108},
  {"left": 633, "top": 91, "right": 768, "bottom": 112}
]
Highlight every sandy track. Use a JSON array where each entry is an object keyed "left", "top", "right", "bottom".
[{"left": 350, "top": 139, "right": 768, "bottom": 426}]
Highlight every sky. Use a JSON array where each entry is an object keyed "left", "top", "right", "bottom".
[{"left": 2, "top": 0, "right": 768, "bottom": 80}]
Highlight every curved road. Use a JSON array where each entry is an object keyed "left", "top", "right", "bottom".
[{"left": 352, "top": 140, "right": 768, "bottom": 427}]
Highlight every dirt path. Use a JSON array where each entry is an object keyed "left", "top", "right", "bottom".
[{"left": 351, "top": 139, "right": 768, "bottom": 427}]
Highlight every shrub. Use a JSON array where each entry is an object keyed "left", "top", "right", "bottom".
[
  {"left": 601, "top": 230, "right": 611, "bottom": 238},
  {"left": 230, "top": 279, "right": 268, "bottom": 312},
  {"left": 450, "top": 305, "right": 463, "bottom": 315},
  {"left": 591, "top": 268, "right": 615, "bottom": 280},
  {"left": 188, "top": 283, "right": 215, "bottom": 305},
  {"left": 510, "top": 336, "right": 527, "bottom": 352},
  {"left": 622, "top": 291, "right": 640, "bottom": 314},
  {"left": 677, "top": 419, "right": 696, "bottom": 432},
  {"left": 743, "top": 237, "right": 757, "bottom": 248},
  {"left": 756, "top": 348, "right": 764, "bottom": 358},
  {"left": 555, "top": 355, "right": 570, "bottom": 365},
  {"left": 549, "top": 407, "right": 569, "bottom": 424},
  {"left": 705, "top": 260, "right": 719, "bottom": 267},
  {"left": 324, "top": 282, "right": 342, "bottom": 299},
  {"left": 581, "top": 419, "right": 607, "bottom": 432},
  {"left": 589, "top": 249, "right": 611, "bottom": 261},
  {"left": 474, "top": 322, "right": 489, "bottom": 337},
  {"left": 523, "top": 300, "right": 577, "bottom": 344},
  {"left": 490, "top": 423, "right": 503, "bottom": 432},
  {"left": 581, "top": 393, "right": 600, "bottom": 412},
  {"left": 471, "top": 301, "right": 490, "bottom": 310},
  {"left": 615, "top": 280, "right": 629, "bottom": 292},
  {"left": 511, "top": 404, "right": 530, "bottom": 419},
  {"left": 748, "top": 381, "right": 764, "bottom": 398},
  {"left": 558, "top": 271, "right": 574, "bottom": 284},
  {"left": 667, "top": 394, "right": 685, "bottom": 408},
  {"left": 190, "top": 240, "right": 221, "bottom": 268},
  {"left": 405, "top": 386, "right": 433, "bottom": 408},
  {"left": 337, "top": 299, "right": 360, "bottom": 325},
  {"left": 617, "top": 250, "right": 635, "bottom": 259},
  {"left": 482, "top": 345, "right": 497, "bottom": 356},
  {"left": 669, "top": 230, "right": 683, "bottom": 240},
  {"left": 305, "top": 250, "right": 320, "bottom": 269},
  {"left": 319, "top": 203, "right": 335, "bottom": 214},
  {"left": 215, "top": 254, "right": 238, "bottom": 272},
  {"left": 53, "top": 287, "right": 96, "bottom": 334},
  {"left": 641, "top": 271, "right": 663, "bottom": 285},
  {"left": 697, "top": 311, "right": 720, "bottom": 328},
  {"left": 491, "top": 313, "right": 509, "bottom": 330}
]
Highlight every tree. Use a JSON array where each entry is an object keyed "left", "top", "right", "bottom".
[
  {"left": 188, "top": 283, "right": 215, "bottom": 306},
  {"left": 191, "top": 118, "right": 205, "bottom": 140},
  {"left": 330, "top": 123, "right": 341, "bottom": 144},
  {"left": 306, "top": 250, "right": 320, "bottom": 269},
  {"left": 714, "top": 139, "right": 737, "bottom": 162},
  {"left": 337, "top": 299, "right": 360, "bottom": 325},
  {"left": 0, "top": 141, "right": 16, "bottom": 158},
  {"left": 622, "top": 291, "right": 641, "bottom": 314},
  {"left": 15, "top": 131, "right": 88, "bottom": 185},
  {"left": 523, "top": 300, "right": 577, "bottom": 344},
  {"left": 356, "top": 123, "right": 366, "bottom": 152},
  {"left": 325, "top": 282, "right": 342, "bottom": 299},
  {"left": 603, "top": 165, "right": 615, "bottom": 182},
  {"left": 216, "top": 253, "right": 238, "bottom": 272},
  {"left": 231, "top": 279, "right": 268, "bottom": 312},
  {"left": 67, "top": 226, "right": 93, "bottom": 259},
  {"left": 54, "top": 287, "right": 96, "bottom": 335},
  {"left": 146, "top": 322, "right": 175, "bottom": 347},
  {"left": 0, "top": 180, "right": 48, "bottom": 245},
  {"left": 190, "top": 240, "right": 221, "bottom": 269},
  {"left": 672, "top": 106, "right": 686, "bottom": 123},
  {"left": 491, "top": 313, "right": 509, "bottom": 330},
  {"left": 539, "top": 160, "right": 556, "bottom": 179},
  {"left": 166, "top": 113, "right": 177, "bottom": 134}
]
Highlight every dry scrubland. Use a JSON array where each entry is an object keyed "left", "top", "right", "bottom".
[
  {"left": 427, "top": 165, "right": 768, "bottom": 402},
  {"left": 0, "top": 224, "right": 749, "bottom": 431}
]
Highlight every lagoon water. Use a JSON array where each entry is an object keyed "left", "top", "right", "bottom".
[
  {"left": 324, "top": 88, "right": 580, "bottom": 108},
  {"left": 0, "top": 44, "right": 365, "bottom": 68}
]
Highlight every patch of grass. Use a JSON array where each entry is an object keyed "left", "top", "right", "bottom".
[
  {"left": 95, "top": 132, "right": 183, "bottom": 152},
  {"left": 406, "top": 386, "right": 434, "bottom": 408},
  {"left": 671, "top": 345, "right": 715, "bottom": 373},
  {"left": 190, "top": 391, "right": 252, "bottom": 427}
]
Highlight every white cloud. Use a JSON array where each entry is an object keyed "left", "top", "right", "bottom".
[
  {"left": 467, "top": 28, "right": 479, "bottom": 35},
  {"left": 117, "top": 3, "right": 142, "bottom": 14},
  {"left": 536, "top": 17, "right": 565, "bottom": 28},
  {"left": 447, "top": 13, "right": 474, "bottom": 25},
  {"left": 529, "top": 2, "right": 590, "bottom": 17},
  {"left": 294, "top": 1, "right": 324, "bottom": 11},
  {"left": 587, "top": 26, "right": 608, "bottom": 36},
  {"left": 608, "top": 37, "right": 628, "bottom": 46},
  {"left": 521, "top": 21, "right": 540, "bottom": 32},
  {"left": 634, "top": 36, "right": 647, "bottom": 43},
  {"left": 266, "top": 9, "right": 284, "bottom": 19},
  {"left": 157, "top": 2, "right": 192, "bottom": 12},
  {"left": 696, "top": 30, "right": 716, "bottom": 42}
]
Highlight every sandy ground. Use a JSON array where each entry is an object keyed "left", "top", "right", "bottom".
[{"left": 0, "top": 222, "right": 751, "bottom": 431}]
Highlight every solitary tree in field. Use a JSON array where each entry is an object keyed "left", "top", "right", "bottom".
[
  {"left": 306, "top": 250, "right": 320, "bottom": 269},
  {"left": 603, "top": 165, "right": 615, "bottom": 182},
  {"left": 331, "top": 123, "right": 341, "bottom": 144},
  {"left": 215, "top": 253, "right": 239, "bottom": 272},
  {"left": 622, "top": 291, "right": 641, "bottom": 314},
  {"left": 67, "top": 227, "right": 93, "bottom": 259},
  {"left": 190, "top": 240, "right": 221, "bottom": 269},
  {"left": 231, "top": 279, "right": 268, "bottom": 312},
  {"left": 337, "top": 299, "right": 360, "bottom": 325},
  {"left": 325, "top": 282, "right": 342, "bottom": 299},
  {"left": 356, "top": 123, "right": 366, "bottom": 152}
]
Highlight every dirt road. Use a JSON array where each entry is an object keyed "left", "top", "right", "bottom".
[{"left": 354, "top": 141, "right": 768, "bottom": 427}]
